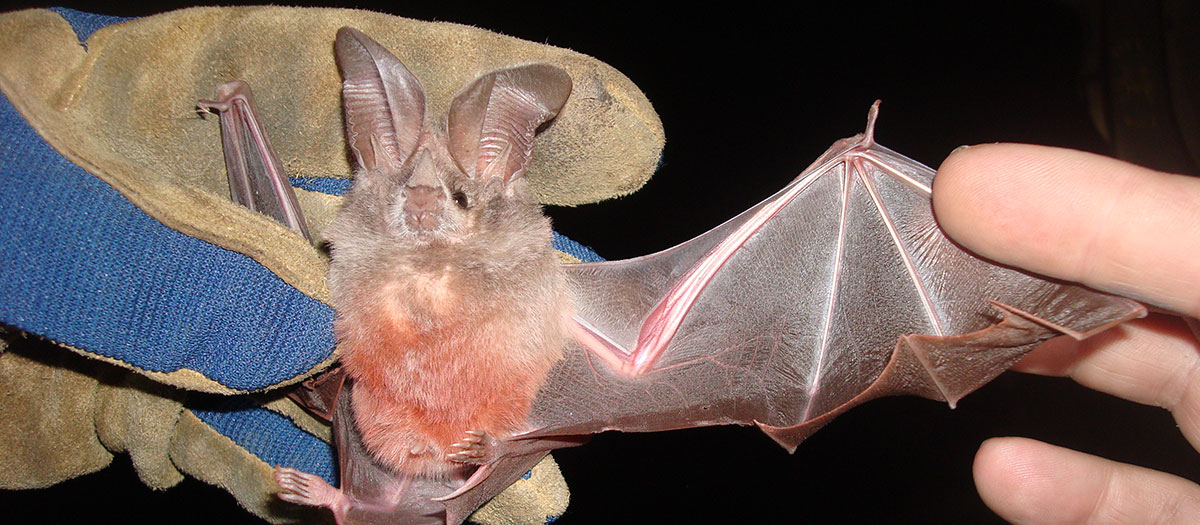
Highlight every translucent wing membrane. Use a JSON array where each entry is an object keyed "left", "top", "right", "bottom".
[
  {"left": 528, "top": 102, "right": 1144, "bottom": 445},
  {"left": 198, "top": 81, "right": 311, "bottom": 240}
]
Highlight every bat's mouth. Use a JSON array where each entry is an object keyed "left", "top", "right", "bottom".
[
  {"left": 405, "top": 210, "right": 442, "bottom": 233},
  {"left": 408, "top": 227, "right": 461, "bottom": 246},
  {"left": 412, "top": 230, "right": 436, "bottom": 243}
]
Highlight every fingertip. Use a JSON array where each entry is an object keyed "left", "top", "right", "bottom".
[
  {"left": 972, "top": 436, "right": 1036, "bottom": 499},
  {"left": 971, "top": 436, "right": 1010, "bottom": 496},
  {"left": 972, "top": 437, "right": 1040, "bottom": 509},
  {"left": 930, "top": 144, "right": 988, "bottom": 242},
  {"left": 974, "top": 436, "right": 1200, "bottom": 523},
  {"left": 932, "top": 143, "right": 1200, "bottom": 315},
  {"left": 972, "top": 437, "right": 1098, "bottom": 523},
  {"left": 931, "top": 143, "right": 1051, "bottom": 262}
]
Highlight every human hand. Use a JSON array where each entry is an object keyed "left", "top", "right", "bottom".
[{"left": 933, "top": 143, "right": 1200, "bottom": 522}]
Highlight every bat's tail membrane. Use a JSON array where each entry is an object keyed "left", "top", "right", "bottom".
[{"left": 198, "top": 81, "right": 312, "bottom": 241}]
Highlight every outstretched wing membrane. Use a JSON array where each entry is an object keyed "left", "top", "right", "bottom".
[{"left": 522, "top": 102, "right": 1144, "bottom": 444}]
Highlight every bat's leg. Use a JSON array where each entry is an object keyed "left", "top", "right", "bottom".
[
  {"left": 274, "top": 467, "right": 350, "bottom": 524},
  {"left": 436, "top": 431, "right": 589, "bottom": 503},
  {"left": 197, "top": 81, "right": 312, "bottom": 241}
]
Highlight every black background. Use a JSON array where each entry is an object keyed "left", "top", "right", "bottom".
[{"left": 1, "top": 1, "right": 1197, "bottom": 523}]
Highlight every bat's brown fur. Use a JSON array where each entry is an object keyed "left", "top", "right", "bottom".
[{"left": 325, "top": 29, "right": 572, "bottom": 476}]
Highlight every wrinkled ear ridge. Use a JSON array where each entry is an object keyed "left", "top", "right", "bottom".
[
  {"left": 334, "top": 27, "right": 426, "bottom": 173},
  {"left": 448, "top": 64, "right": 573, "bottom": 184}
]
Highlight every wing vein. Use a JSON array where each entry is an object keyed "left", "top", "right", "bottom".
[
  {"left": 625, "top": 166, "right": 829, "bottom": 375},
  {"left": 800, "top": 162, "right": 850, "bottom": 421},
  {"left": 862, "top": 152, "right": 932, "bottom": 194},
  {"left": 856, "top": 155, "right": 944, "bottom": 336}
]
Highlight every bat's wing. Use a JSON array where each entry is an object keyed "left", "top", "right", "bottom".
[
  {"left": 520, "top": 102, "right": 1145, "bottom": 450},
  {"left": 199, "top": 81, "right": 348, "bottom": 422},
  {"left": 198, "top": 81, "right": 311, "bottom": 241}
]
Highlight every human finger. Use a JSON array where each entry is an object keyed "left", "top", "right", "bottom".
[
  {"left": 974, "top": 437, "right": 1200, "bottom": 523},
  {"left": 1013, "top": 315, "right": 1200, "bottom": 451},
  {"left": 932, "top": 143, "right": 1200, "bottom": 317}
]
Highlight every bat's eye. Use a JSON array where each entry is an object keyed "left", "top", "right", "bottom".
[{"left": 452, "top": 191, "right": 469, "bottom": 209}]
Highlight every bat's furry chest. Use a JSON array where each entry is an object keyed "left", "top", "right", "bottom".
[
  {"left": 346, "top": 270, "right": 523, "bottom": 397},
  {"left": 334, "top": 265, "right": 567, "bottom": 474}
]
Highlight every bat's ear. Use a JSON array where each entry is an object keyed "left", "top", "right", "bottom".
[
  {"left": 334, "top": 27, "right": 426, "bottom": 173},
  {"left": 447, "top": 64, "right": 571, "bottom": 184}
]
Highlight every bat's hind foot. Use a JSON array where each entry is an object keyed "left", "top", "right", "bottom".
[
  {"left": 274, "top": 466, "right": 347, "bottom": 516},
  {"left": 445, "top": 429, "right": 498, "bottom": 465}
]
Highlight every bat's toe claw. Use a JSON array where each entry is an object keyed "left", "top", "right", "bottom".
[
  {"left": 445, "top": 429, "right": 497, "bottom": 465},
  {"left": 274, "top": 466, "right": 343, "bottom": 509}
]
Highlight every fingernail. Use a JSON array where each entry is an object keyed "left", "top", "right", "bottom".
[{"left": 950, "top": 144, "right": 972, "bottom": 155}]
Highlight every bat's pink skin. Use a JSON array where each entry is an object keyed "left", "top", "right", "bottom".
[
  {"left": 536, "top": 101, "right": 1142, "bottom": 454},
  {"left": 205, "top": 31, "right": 1144, "bottom": 525},
  {"left": 197, "top": 81, "right": 310, "bottom": 240},
  {"left": 275, "top": 467, "right": 351, "bottom": 521}
]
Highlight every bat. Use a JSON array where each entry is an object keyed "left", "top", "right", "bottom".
[
  {"left": 4, "top": 5, "right": 1187, "bottom": 524},
  {"left": 197, "top": 26, "right": 1144, "bottom": 524}
]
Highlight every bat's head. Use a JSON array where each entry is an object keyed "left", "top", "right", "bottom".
[
  {"left": 328, "top": 27, "right": 571, "bottom": 249},
  {"left": 324, "top": 30, "right": 575, "bottom": 396}
]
